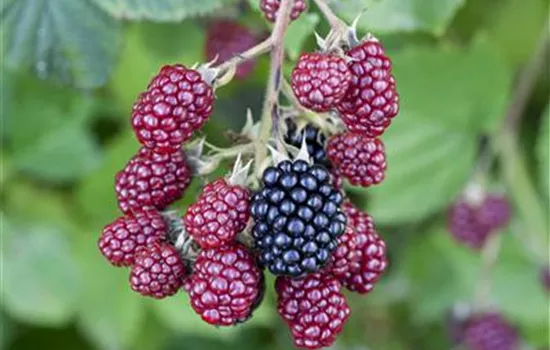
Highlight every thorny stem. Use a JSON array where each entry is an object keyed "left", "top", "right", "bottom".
[
  {"left": 254, "top": 0, "right": 294, "bottom": 177},
  {"left": 312, "top": 0, "right": 347, "bottom": 32}
]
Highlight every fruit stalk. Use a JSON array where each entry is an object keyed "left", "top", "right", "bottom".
[
  {"left": 255, "top": 0, "right": 294, "bottom": 177},
  {"left": 312, "top": 0, "right": 347, "bottom": 32}
]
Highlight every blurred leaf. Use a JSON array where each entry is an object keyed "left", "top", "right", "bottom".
[
  {"left": 537, "top": 104, "right": 549, "bottom": 198},
  {"left": 491, "top": 235, "right": 548, "bottom": 326},
  {"left": 4, "top": 181, "right": 76, "bottom": 230},
  {"left": 0, "top": 216, "right": 80, "bottom": 326},
  {"left": 90, "top": 0, "right": 236, "bottom": 21},
  {"left": 0, "top": 312, "right": 15, "bottom": 349},
  {"left": 332, "top": 0, "right": 465, "bottom": 35},
  {"left": 391, "top": 41, "right": 511, "bottom": 133},
  {"left": 284, "top": 14, "right": 319, "bottom": 60},
  {"left": 246, "top": 0, "right": 260, "bottom": 11},
  {"left": 7, "top": 76, "right": 102, "bottom": 182},
  {"left": 1, "top": 0, "right": 121, "bottom": 88},
  {"left": 360, "top": 115, "right": 476, "bottom": 224},
  {"left": 74, "top": 229, "right": 145, "bottom": 350},
  {"left": 14, "top": 124, "right": 102, "bottom": 182},
  {"left": 398, "top": 225, "right": 480, "bottom": 323},
  {"left": 485, "top": 0, "right": 548, "bottom": 67},
  {"left": 76, "top": 131, "right": 137, "bottom": 226},
  {"left": 109, "top": 22, "right": 205, "bottom": 115}
]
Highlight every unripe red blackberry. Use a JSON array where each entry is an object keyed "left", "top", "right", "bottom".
[
  {"left": 276, "top": 273, "right": 351, "bottom": 349},
  {"left": 183, "top": 178, "right": 251, "bottom": 248},
  {"left": 260, "top": 0, "right": 307, "bottom": 23},
  {"left": 115, "top": 147, "right": 192, "bottom": 215},
  {"left": 131, "top": 64, "right": 214, "bottom": 153},
  {"left": 205, "top": 20, "right": 258, "bottom": 80},
  {"left": 448, "top": 198, "right": 492, "bottom": 250},
  {"left": 447, "top": 193, "right": 511, "bottom": 250},
  {"left": 291, "top": 53, "right": 352, "bottom": 112},
  {"left": 340, "top": 202, "right": 387, "bottom": 293},
  {"left": 336, "top": 36, "right": 399, "bottom": 137},
  {"left": 130, "top": 242, "right": 188, "bottom": 299},
  {"left": 327, "top": 225, "right": 358, "bottom": 279},
  {"left": 185, "top": 244, "right": 264, "bottom": 326},
  {"left": 478, "top": 194, "right": 511, "bottom": 230},
  {"left": 327, "top": 132, "right": 387, "bottom": 187},
  {"left": 463, "top": 312, "right": 520, "bottom": 350},
  {"left": 98, "top": 209, "right": 167, "bottom": 267}
]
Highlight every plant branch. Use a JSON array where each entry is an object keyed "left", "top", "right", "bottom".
[
  {"left": 215, "top": 37, "right": 273, "bottom": 77},
  {"left": 473, "top": 234, "right": 502, "bottom": 310},
  {"left": 254, "top": 0, "right": 294, "bottom": 177},
  {"left": 502, "top": 24, "right": 550, "bottom": 133},
  {"left": 312, "top": 0, "right": 347, "bottom": 32},
  {"left": 495, "top": 23, "right": 549, "bottom": 252}
]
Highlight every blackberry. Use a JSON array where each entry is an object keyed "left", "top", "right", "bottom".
[
  {"left": 463, "top": 312, "right": 520, "bottom": 350},
  {"left": 250, "top": 160, "right": 347, "bottom": 277},
  {"left": 276, "top": 273, "right": 351, "bottom": 349},
  {"left": 284, "top": 120, "right": 329, "bottom": 166},
  {"left": 291, "top": 53, "right": 352, "bottom": 112},
  {"left": 184, "top": 244, "right": 264, "bottom": 326}
]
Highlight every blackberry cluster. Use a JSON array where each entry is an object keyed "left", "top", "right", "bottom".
[
  {"left": 250, "top": 160, "right": 346, "bottom": 277},
  {"left": 284, "top": 120, "right": 329, "bottom": 166},
  {"left": 95, "top": 7, "right": 402, "bottom": 349}
]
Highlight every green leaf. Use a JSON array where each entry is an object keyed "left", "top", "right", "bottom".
[
  {"left": 14, "top": 124, "right": 102, "bottom": 182},
  {"left": 537, "top": 104, "right": 549, "bottom": 198},
  {"left": 90, "top": 0, "right": 236, "bottom": 21},
  {"left": 485, "top": 0, "right": 548, "bottom": 67},
  {"left": 109, "top": 22, "right": 205, "bottom": 115},
  {"left": 0, "top": 312, "right": 15, "bottom": 349},
  {"left": 391, "top": 42, "right": 511, "bottom": 133},
  {"left": 3, "top": 181, "right": 77, "bottom": 230},
  {"left": 6, "top": 77, "right": 102, "bottom": 182},
  {"left": 359, "top": 114, "right": 476, "bottom": 224},
  {"left": 246, "top": 0, "right": 260, "bottom": 11},
  {"left": 74, "top": 229, "right": 145, "bottom": 350},
  {"left": 332, "top": 0, "right": 465, "bottom": 35},
  {"left": 284, "top": 14, "right": 319, "bottom": 60},
  {"left": 1, "top": 0, "right": 121, "bottom": 88},
  {"left": 0, "top": 216, "right": 81, "bottom": 326}
]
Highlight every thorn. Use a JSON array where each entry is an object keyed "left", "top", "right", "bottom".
[
  {"left": 186, "top": 137, "right": 206, "bottom": 158},
  {"left": 267, "top": 144, "right": 289, "bottom": 165},
  {"left": 228, "top": 153, "right": 252, "bottom": 186},
  {"left": 314, "top": 31, "right": 327, "bottom": 49},
  {"left": 295, "top": 134, "right": 312, "bottom": 164}
]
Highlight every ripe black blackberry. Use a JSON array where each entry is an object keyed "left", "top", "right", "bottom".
[
  {"left": 284, "top": 120, "right": 329, "bottom": 166},
  {"left": 250, "top": 159, "right": 347, "bottom": 277}
]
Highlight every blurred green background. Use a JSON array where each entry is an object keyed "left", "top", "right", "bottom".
[{"left": 1, "top": 0, "right": 549, "bottom": 349}]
